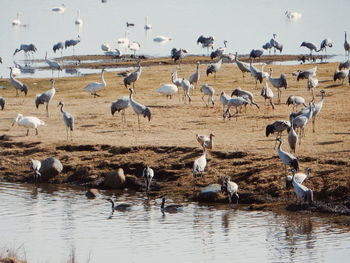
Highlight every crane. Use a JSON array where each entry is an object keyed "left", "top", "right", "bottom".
[
  {"left": 129, "top": 88, "right": 151, "bottom": 129},
  {"left": 11, "top": 114, "right": 45, "bottom": 136},
  {"left": 276, "top": 138, "right": 299, "bottom": 174},
  {"left": 124, "top": 61, "right": 142, "bottom": 91},
  {"left": 57, "top": 101, "right": 74, "bottom": 140},
  {"left": 142, "top": 165, "right": 154, "bottom": 193},
  {"left": 221, "top": 176, "right": 239, "bottom": 204},
  {"left": 35, "top": 79, "right": 56, "bottom": 117},
  {"left": 9, "top": 67, "right": 28, "bottom": 96},
  {"left": 200, "top": 84, "right": 215, "bottom": 107},
  {"left": 111, "top": 96, "right": 130, "bottom": 123}
]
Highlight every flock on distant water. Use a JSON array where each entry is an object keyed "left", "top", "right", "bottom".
[{"left": 2, "top": 4, "right": 350, "bottom": 212}]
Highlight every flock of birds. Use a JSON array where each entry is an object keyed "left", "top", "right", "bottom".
[{"left": 3, "top": 6, "right": 350, "bottom": 211}]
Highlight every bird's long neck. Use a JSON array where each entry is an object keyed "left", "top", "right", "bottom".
[
  {"left": 60, "top": 104, "right": 64, "bottom": 113},
  {"left": 161, "top": 198, "right": 165, "bottom": 209},
  {"left": 10, "top": 68, "right": 14, "bottom": 79},
  {"left": 346, "top": 32, "right": 347, "bottom": 41},
  {"left": 101, "top": 70, "right": 106, "bottom": 85},
  {"left": 291, "top": 170, "right": 296, "bottom": 183},
  {"left": 77, "top": 10, "right": 80, "bottom": 19},
  {"left": 109, "top": 200, "right": 115, "bottom": 209},
  {"left": 277, "top": 140, "right": 283, "bottom": 151}
]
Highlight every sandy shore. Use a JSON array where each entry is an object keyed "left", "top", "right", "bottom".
[{"left": 0, "top": 55, "right": 349, "bottom": 215}]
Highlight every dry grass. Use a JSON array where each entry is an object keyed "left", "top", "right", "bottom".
[{"left": 0, "top": 58, "right": 349, "bottom": 211}]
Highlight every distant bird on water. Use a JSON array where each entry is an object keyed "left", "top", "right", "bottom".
[
  {"left": 144, "top": 16, "right": 152, "bottom": 30},
  {"left": 160, "top": 197, "right": 183, "bottom": 214},
  {"left": 107, "top": 198, "right": 132, "bottom": 211},
  {"left": 58, "top": 101, "right": 74, "bottom": 140},
  {"left": 52, "top": 4, "right": 65, "bottom": 12},
  {"left": 45, "top": 52, "right": 62, "bottom": 77},
  {"left": 35, "top": 79, "right": 56, "bottom": 117},
  {"left": 128, "top": 41, "right": 140, "bottom": 56},
  {"left": 12, "top": 114, "right": 45, "bottom": 136},
  {"left": 111, "top": 96, "right": 130, "bottom": 123},
  {"left": 124, "top": 61, "right": 142, "bottom": 90},
  {"left": 129, "top": 88, "right": 151, "bottom": 129},
  {"left": 143, "top": 165, "right": 154, "bottom": 193},
  {"left": 9, "top": 67, "right": 28, "bottom": 96},
  {"left": 75, "top": 10, "right": 83, "bottom": 25},
  {"left": 84, "top": 68, "right": 106, "bottom": 97}
]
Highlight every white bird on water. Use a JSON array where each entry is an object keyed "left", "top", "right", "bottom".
[
  {"left": 129, "top": 88, "right": 151, "bottom": 129},
  {"left": 35, "top": 79, "right": 56, "bottom": 117},
  {"left": 153, "top": 36, "right": 172, "bottom": 43},
  {"left": 84, "top": 68, "right": 107, "bottom": 97},
  {"left": 75, "top": 10, "right": 83, "bottom": 25},
  {"left": 52, "top": 4, "right": 65, "bottom": 13},
  {"left": 58, "top": 101, "right": 74, "bottom": 140},
  {"left": 111, "top": 96, "right": 130, "bottom": 123},
  {"left": 12, "top": 114, "right": 45, "bottom": 136},
  {"left": 144, "top": 16, "right": 152, "bottom": 30},
  {"left": 12, "top": 12, "right": 21, "bottom": 26}
]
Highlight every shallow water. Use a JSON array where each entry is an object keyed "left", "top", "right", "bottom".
[
  {"left": 0, "top": 182, "right": 349, "bottom": 263},
  {"left": 1, "top": 0, "right": 349, "bottom": 78}
]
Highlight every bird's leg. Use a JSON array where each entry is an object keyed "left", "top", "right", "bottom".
[
  {"left": 35, "top": 128, "right": 39, "bottom": 135},
  {"left": 137, "top": 114, "right": 141, "bottom": 130},
  {"left": 26, "top": 129, "right": 29, "bottom": 136},
  {"left": 16, "top": 89, "right": 19, "bottom": 97},
  {"left": 46, "top": 103, "right": 49, "bottom": 117},
  {"left": 228, "top": 195, "right": 232, "bottom": 204},
  {"left": 201, "top": 95, "right": 208, "bottom": 107},
  {"left": 312, "top": 118, "right": 315, "bottom": 133},
  {"left": 66, "top": 127, "right": 69, "bottom": 140}
]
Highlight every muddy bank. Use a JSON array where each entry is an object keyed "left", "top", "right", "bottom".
[{"left": 0, "top": 135, "right": 349, "bottom": 215}]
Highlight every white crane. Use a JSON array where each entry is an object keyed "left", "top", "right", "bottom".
[
  {"left": 9, "top": 67, "right": 28, "bottom": 96},
  {"left": 156, "top": 84, "right": 178, "bottom": 99},
  {"left": 189, "top": 62, "right": 200, "bottom": 94},
  {"left": 221, "top": 176, "right": 239, "bottom": 204},
  {"left": 29, "top": 159, "right": 41, "bottom": 182},
  {"left": 11, "top": 114, "right": 45, "bottom": 136},
  {"left": 142, "top": 165, "right": 154, "bottom": 192},
  {"left": 234, "top": 52, "right": 251, "bottom": 79},
  {"left": 84, "top": 68, "right": 106, "bottom": 97},
  {"left": 58, "top": 101, "right": 74, "bottom": 140},
  {"left": 12, "top": 12, "right": 21, "bottom": 26},
  {"left": 286, "top": 168, "right": 311, "bottom": 189},
  {"left": 160, "top": 197, "right": 183, "bottom": 213},
  {"left": 220, "top": 91, "right": 231, "bottom": 114},
  {"left": 196, "top": 133, "right": 214, "bottom": 150},
  {"left": 260, "top": 83, "right": 275, "bottom": 109},
  {"left": 288, "top": 117, "right": 298, "bottom": 153},
  {"left": 231, "top": 88, "right": 260, "bottom": 109},
  {"left": 192, "top": 147, "right": 207, "bottom": 179},
  {"left": 35, "top": 79, "right": 56, "bottom": 117},
  {"left": 129, "top": 88, "right": 151, "bottom": 129},
  {"left": 345, "top": 31, "right": 350, "bottom": 57},
  {"left": 52, "top": 4, "right": 65, "bottom": 12},
  {"left": 124, "top": 61, "right": 142, "bottom": 90},
  {"left": 206, "top": 58, "right": 222, "bottom": 78},
  {"left": 45, "top": 52, "right": 62, "bottom": 77},
  {"left": 223, "top": 97, "right": 249, "bottom": 120},
  {"left": 268, "top": 68, "right": 287, "bottom": 103},
  {"left": 286, "top": 95, "right": 307, "bottom": 111},
  {"left": 0, "top": 97, "right": 5, "bottom": 110},
  {"left": 200, "top": 84, "right": 215, "bottom": 107},
  {"left": 290, "top": 168, "right": 313, "bottom": 205},
  {"left": 311, "top": 90, "right": 325, "bottom": 133},
  {"left": 276, "top": 138, "right": 299, "bottom": 174},
  {"left": 307, "top": 76, "right": 319, "bottom": 99},
  {"left": 266, "top": 120, "right": 291, "bottom": 148},
  {"left": 111, "top": 96, "right": 130, "bottom": 123},
  {"left": 180, "top": 78, "right": 192, "bottom": 104},
  {"left": 75, "top": 10, "right": 83, "bottom": 25},
  {"left": 144, "top": 16, "right": 152, "bottom": 30}
]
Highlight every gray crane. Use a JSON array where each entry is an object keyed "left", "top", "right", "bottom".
[
  {"left": 57, "top": 101, "right": 74, "bottom": 140},
  {"left": 53, "top": 42, "right": 64, "bottom": 57},
  {"left": 180, "top": 78, "right": 192, "bottom": 104},
  {"left": 290, "top": 103, "right": 314, "bottom": 140},
  {"left": 9, "top": 67, "right": 28, "bottom": 96},
  {"left": 311, "top": 90, "right": 325, "bottom": 133},
  {"left": 142, "top": 165, "right": 154, "bottom": 193},
  {"left": 344, "top": 32, "right": 350, "bottom": 57},
  {"left": 206, "top": 58, "right": 222, "bottom": 78},
  {"left": 221, "top": 176, "right": 239, "bottom": 204},
  {"left": 189, "top": 62, "right": 200, "bottom": 94},
  {"left": 288, "top": 117, "right": 298, "bottom": 153},
  {"left": 223, "top": 96, "right": 249, "bottom": 120},
  {"left": 260, "top": 83, "right": 275, "bottom": 109},
  {"left": 65, "top": 35, "right": 81, "bottom": 55},
  {"left": 196, "top": 133, "right": 215, "bottom": 150},
  {"left": 35, "top": 79, "right": 56, "bottom": 117},
  {"left": 319, "top": 38, "right": 332, "bottom": 58},
  {"left": 231, "top": 88, "right": 260, "bottom": 109},
  {"left": 111, "top": 96, "right": 130, "bottom": 123},
  {"left": 266, "top": 120, "right": 291, "bottom": 149},
  {"left": 160, "top": 197, "right": 183, "bottom": 213},
  {"left": 129, "top": 88, "right": 151, "bottom": 129},
  {"left": 45, "top": 52, "right": 62, "bottom": 77},
  {"left": 307, "top": 76, "right": 319, "bottom": 100},
  {"left": 0, "top": 97, "right": 5, "bottom": 110},
  {"left": 200, "top": 83, "right": 215, "bottom": 107},
  {"left": 171, "top": 48, "right": 187, "bottom": 63},
  {"left": 294, "top": 66, "right": 317, "bottom": 81},
  {"left": 333, "top": 69, "right": 349, "bottom": 86},
  {"left": 286, "top": 168, "right": 311, "bottom": 189},
  {"left": 290, "top": 168, "right": 313, "bottom": 205},
  {"left": 286, "top": 95, "right": 307, "bottom": 111},
  {"left": 13, "top": 43, "right": 37, "bottom": 59},
  {"left": 197, "top": 35, "right": 215, "bottom": 54},
  {"left": 268, "top": 68, "right": 287, "bottom": 103},
  {"left": 300, "top": 41, "right": 319, "bottom": 56},
  {"left": 234, "top": 52, "right": 251, "bottom": 79},
  {"left": 210, "top": 40, "right": 227, "bottom": 60},
  {"left": 220, "top": 91, "right": 231, "bottom": 114},
  {"left": 262, "top": 42, "right": 273, "bottom": 55},
  {"left": 250, "top": 62, "right": 268, "bottom": 84},
  {"left": 124, "top": 61, "right": 142, "bottom": 91},
  {"left": 276, "top": 138, "right": 299, "bottom": 174},
  {"left": 270, "top": 34, "right": 283, "bottom": 54},
  {"left": 249, "top": 49, "right": 264, "bottom": 62}
]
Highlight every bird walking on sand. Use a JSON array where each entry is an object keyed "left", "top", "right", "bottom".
[
  {"left": 310, "top": 90, "right": 325, "bottom": 133},
  {"left": 268, "top": 68, "right": 287, "bottom": 103},
  {"left": 29, "top": 159, "right": 41, "bottom": 182},
  {"left": 58, "top": 101, "right": 74, "bottom": 140},
  {"left": 276, "top": 138, "right": 299, "bottom": 174},
  {"left": 180, "top": 78, "right": 192, "bottom": 104},
  {"left": 189, "top": 62, "right": 200, "bottom": 94},
  {"left": 10, "top": 67, "right": 28, "bottom": 96},
  {"left": 260, "top": 83, "right": 275, "bottom": 109},
  {"left": 84, "top": 68, "right": 106, "bottom": 97},
  {"left": 266, "top": 120, "right": 291, "bottom": 149},
  {"left": 333, "top": 69, "right": 349, "bottom": 86},
  {"left": 11, "top": 114, "right": 45, "bottom": 136},
  {"left": 286, "top": 95, "right": 307, "bottom": 111},
  {"left": 35, "top": 79, "right": 56, "bottom": 117},
  {"left": 234, "top": 52, "right": 251, "bottom": 80},
  {"left": 200, "top": 84, "right": 215, "bottom": 107},
  {"left": 0, "top": 97, "right": 5, "bottom": 110},
  {"left": 288, "top": 118, "right": 298, "bottom": 153},
  {"left": 143, "top": 165, "right": 154, "bottom": 193},
  {"left": 221, "top": 176, "right": 239, "bottom": 204},
  {"left": 307, "top": 76, "right": 319, "bottom": 100},
  {"left": 231, "top": 88, "right": 260, "bottom": 109},
  {"left": 111, "top": 96, "right": 130, "bottom": 123},
  {"left": 220, "top": 91, "right": 231, "bottom": 115},
  {"left": 156, "top": 84, "right": 178, "bottom": 99},
  {"left": 129, "top": 88, "right": 151, "bottom": 129},
  {"left": 206, "top": 58, "right": 222, "bottom": 79}
]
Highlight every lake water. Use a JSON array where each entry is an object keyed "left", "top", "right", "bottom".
[
  {"left": 0, "top": 182, "right": 349, "bottom": 263},
  {"left": 1, "top": 0, "right": 350, "bottom": 78}
]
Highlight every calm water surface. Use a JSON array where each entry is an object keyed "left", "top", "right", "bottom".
[
  {"left": 0, "top": 182, "right": 349, "bottom": 263},
  {"left": 1, "top": 0, "right": 349, "bottom": 78}
]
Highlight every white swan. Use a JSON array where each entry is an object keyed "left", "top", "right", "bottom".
[
  {"left": 11, "top": 114, "right": 45, "bottom": 136},
  {"left": 153, "top": 36, "right": 173, "bottom": 43},
  {"left": 156, "top": 84, "right": 178, "bottom": 99},
  {"left": 52, "top": 4, "right": 65, "bottom": 13},
  {"left": 83, "top": 69, "right": 107, "bottom": 97},
  {"left": 75, "top": 10, "right": 83, "bottom": 25},
  {"left": 144, "top": 16, "right": 152, "bottom": 30},
  {"left": 12, "top": 12, "right": 21, "bottom": 26}
]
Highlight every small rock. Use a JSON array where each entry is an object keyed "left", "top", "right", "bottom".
[
  {"left": 85, "top": 188, "right": 99, "bottom": 198},
  {"left": 39, "top": 157, "right": 63, "bottom": 181},
  {"left": 104, "top": 168, "right": 126, "bottom": 189},
  {"left": 196, "top": 184, "right": 222, "bottom": 202}
]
